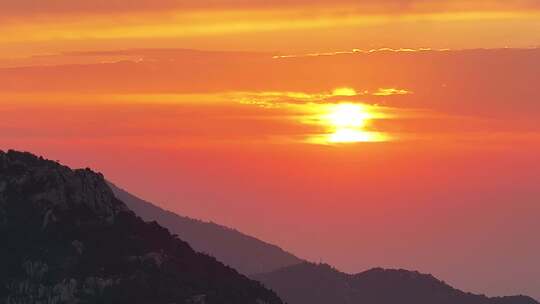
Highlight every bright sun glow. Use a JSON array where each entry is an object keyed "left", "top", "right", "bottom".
[
  {"left": 237, "top": 89, "right": 393, "bottom": 145},
  {"left": 327, "top": 128, "right": 386, "bottom": 143},
  {"left": 325, "top": 103, "right": 370, "bottom": 128},
  {"left": 305, "top": 102, "right": 390, "bottom": 144}
]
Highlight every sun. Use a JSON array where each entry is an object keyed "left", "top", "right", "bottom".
[
  {"left": 300, "top": 102, "right": 390, "bottom": 144},
  {"left": 325, "top": 103, "right": 370, "bottom": 128}
]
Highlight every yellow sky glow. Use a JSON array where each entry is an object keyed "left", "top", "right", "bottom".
[
  {"left": 1, "top": 7, "right": 539, "bottom": 58},
  {"left": 302, "top": 101, "right": 392, "bottom": 144}
]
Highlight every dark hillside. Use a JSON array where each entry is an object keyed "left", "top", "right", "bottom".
[{"left": 0, "top": 150, "right": 282, "bottom": 304}]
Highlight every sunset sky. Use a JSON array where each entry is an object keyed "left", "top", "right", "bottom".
[{"left": 1, "top": 0, "right": 539, "bottom": 300}]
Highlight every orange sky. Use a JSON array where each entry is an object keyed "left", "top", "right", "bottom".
[
  {"left": 1, "top": 0, "right": 540, "bottom": 300},
  {"left": 1, "top": 0, "right": 540, "bottom": 58}
]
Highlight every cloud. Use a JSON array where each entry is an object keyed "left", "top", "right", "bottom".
[
  {"left": 272, "top": 48, "right": 448, "bottom": 59},
  {"left": 1, "top": 48, "right": 540, "bottom": 123},
  {"left": 373, "top": 88, "right": 413, "bottom": 96}
]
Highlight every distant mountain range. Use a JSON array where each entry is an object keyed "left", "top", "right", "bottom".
[
  {"left": 1, "top": 150, "right": 537, "bottom": 304},
  {"left": 253, "top": 262, "right": 538, "bottom": 304},
  {"left": 109, "top": 183, "right": 303, "bottom": 275},
  {"left": 0, "top": 150, "right": 282, "bottom": 304},
  {"left": 110, "top": 179, "right": 538, "bottom": 304}
]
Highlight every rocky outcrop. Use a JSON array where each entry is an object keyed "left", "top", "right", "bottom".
[
  {"left": 0, "top": 150, "right": 283, "bottom": 304},
  {"left": 0, "top": 151, "right": 129, "bottom": 228}
]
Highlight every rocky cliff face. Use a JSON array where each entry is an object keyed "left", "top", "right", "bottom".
[
  {"left": 0, "top": 151, "right": 129, "bottom": 228},
  {"left": 0, "top": 150, "right": 283, "bottom": 304}
]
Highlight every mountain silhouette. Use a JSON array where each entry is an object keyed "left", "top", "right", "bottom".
[
  {"left": 253, "top": 262, "right": 538, "bottom": 304},
  {"left": 109, "top": 183, "right": 303, "bottom": 275},
  {"left": 0, "top": 150, "right": 283, "bottom": 304}
]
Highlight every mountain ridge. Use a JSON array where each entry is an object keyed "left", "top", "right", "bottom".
[
  {"left": 252, "top": 262, "right": 538, "bottom": 304},
  {"left": 2, "top": 149, "right": 536, "bottom": 304},
  {"left": 109, "top": 182, "right": 304, "bottom": 275},
  {"left": 108, "top": 180, "right": 538, "bottom": 304},
  {"left": 0, "top": 150, "right": 283, "bottom": 304}
]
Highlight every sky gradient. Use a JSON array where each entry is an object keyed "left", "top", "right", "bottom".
[
  {"left": 1, "top": 0, "right": 540, "bottom": 58},
  {"left": 1, "top": 0, "right": 539, "bottom": 300}
]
